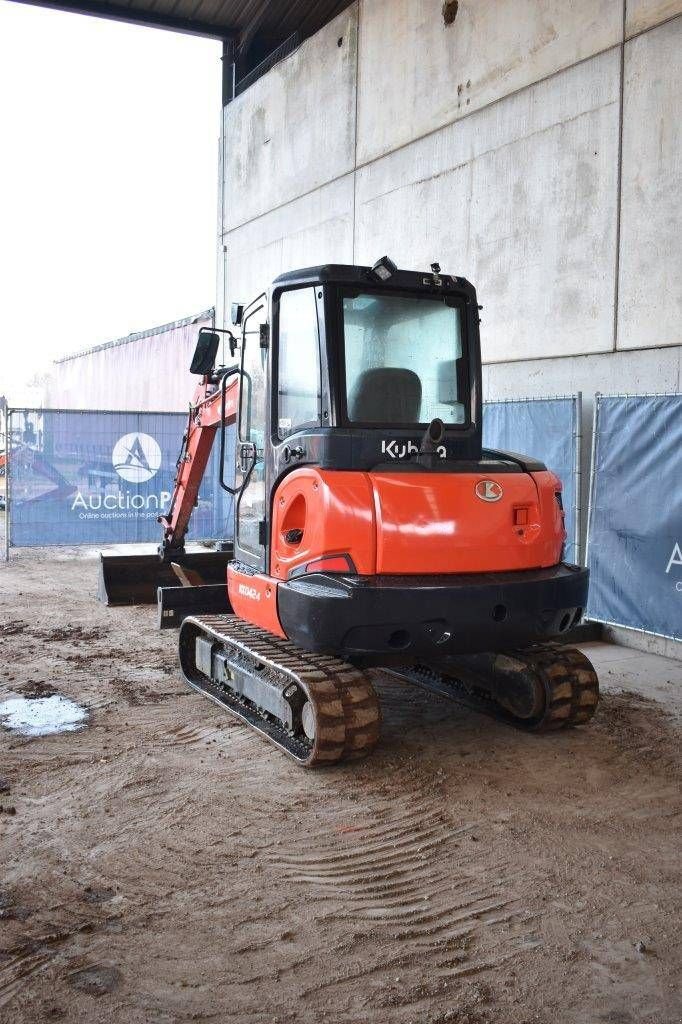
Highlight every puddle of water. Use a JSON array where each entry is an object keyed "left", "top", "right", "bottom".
[{"left": 0, "top": 695, "right": 88, "bottom": 737}]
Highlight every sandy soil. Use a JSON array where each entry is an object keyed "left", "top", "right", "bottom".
[{"left": 1, "top": 547, "right": 681, "bottom": 1024}]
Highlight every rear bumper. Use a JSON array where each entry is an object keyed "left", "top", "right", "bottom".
[{"left": 277, "top": 563, "right": 589, "bottom": 658}]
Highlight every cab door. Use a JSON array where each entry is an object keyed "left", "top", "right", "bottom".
[{"left": 234, "top": 298, "right": 268, "bottom": 569}]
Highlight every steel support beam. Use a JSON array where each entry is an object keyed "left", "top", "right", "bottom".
[
  {"left": 221, "top": 36, "right": 236, "bottom": 106},
  {"left": 8, "top": 0, "right": 238, "bottom": 41}
]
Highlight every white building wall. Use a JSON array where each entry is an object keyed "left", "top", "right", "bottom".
[
  {"left": 617, "top": 17, "right": 682, "bottom": 350},
  {"left": 356, "top": 0, "right": 622, "bottom": 164},
  {"left": 220, "top": 0, "right": 681, "bottom": 384},
  {"left": 354, "top": 49, "right": 621, "bottom": 363},
  {"left": 223, "top": 9, "right": 357, "bottom": 233}
]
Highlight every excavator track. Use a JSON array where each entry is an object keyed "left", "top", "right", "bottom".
[
  {"left": 395, "top": 643, "right": 599, "bottom": 732},
  {"left": 178, "top": 614, "right": 381, "bottom": 767}
]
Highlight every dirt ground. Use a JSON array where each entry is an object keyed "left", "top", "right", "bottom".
[{"left": 1, "top": 546, "right": 680, "bottom": 1024}]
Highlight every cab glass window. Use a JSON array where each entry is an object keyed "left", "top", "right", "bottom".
[
  {"left": 342, "top": 291, "right": 466, "bottom": 425},
  {"left": 277, "top": 287, "right": 321, "bottom": 440}
]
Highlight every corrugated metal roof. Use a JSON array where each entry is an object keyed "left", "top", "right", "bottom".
[
  {"left": 12, "top": 0, "right": 355, "bottom": 99},
  {"left": 10, "top": 0, "right": 355, "bottom": 42},
  {"left": 55, "top": 307, "right": 214, "bottom": 364}
]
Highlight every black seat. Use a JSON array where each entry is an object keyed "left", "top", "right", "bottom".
[{"left": 348, "top": 367, "right": 422, "bottom": 423}]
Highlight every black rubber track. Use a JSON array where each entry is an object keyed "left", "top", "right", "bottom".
[
  {"left": 394, "top": 643, "right": 599, "bottom": 732},
  {"left": 178, "top": 614, "right": 381, "bottom": 767}
]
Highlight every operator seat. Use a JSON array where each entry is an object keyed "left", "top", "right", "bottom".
[{"left": 348, "top": 367, "right": 422, "bottom": 423}]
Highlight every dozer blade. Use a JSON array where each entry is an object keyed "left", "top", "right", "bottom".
[
  {"left": 157, "top": 583, "right": 232, "bottom": 630},
  {"left": 98, "top": 549, "right": 233, "bottom": 606}
]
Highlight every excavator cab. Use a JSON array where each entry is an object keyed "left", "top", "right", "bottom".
[{"left": 231, "top": 262, "right": 481, "bottom": 577}]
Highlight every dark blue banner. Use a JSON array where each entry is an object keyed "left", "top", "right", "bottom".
[
  {"left": 8, "top": 409, "right": 235, "bottom": 547},
  {"left": 586, "top": 394, "right": 681, "bottom": 639},
  {"left": 483, "top": 397, "right": 580, "bottom": 563}
]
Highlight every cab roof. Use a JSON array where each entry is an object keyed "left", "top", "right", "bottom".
[{"left": 272, "top": 263, "right": 476, "bottom": 299}]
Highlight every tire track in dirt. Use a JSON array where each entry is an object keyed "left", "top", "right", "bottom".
[
  {"left": 266, "top": 795, "right": 536, "bottom": 1005},
  {"left": 0, "top": 950, "right": 53, "bottom": 1011}
]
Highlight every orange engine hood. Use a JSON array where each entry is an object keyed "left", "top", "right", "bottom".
[
  {"left": 270, "top": 467, "right": 566, "bottom": 580},
  {"left": 369, "top": 470, "right": 564, "bottom": 574}
]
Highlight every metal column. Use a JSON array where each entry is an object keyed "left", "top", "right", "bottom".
[{"left": 1, "top": 398, "right": 9, "bottom": 562}]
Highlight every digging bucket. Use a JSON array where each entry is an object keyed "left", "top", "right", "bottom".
[{"left": 98, "top": 549, "right": 233, "bottom": 606}]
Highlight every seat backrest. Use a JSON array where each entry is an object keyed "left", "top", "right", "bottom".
[{"left": 348, "top": 367, "right": 422, "bottom": 423}]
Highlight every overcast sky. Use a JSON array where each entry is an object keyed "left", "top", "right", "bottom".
[{"left": 0, "top": 1, "right": 221, "bottom": 403}]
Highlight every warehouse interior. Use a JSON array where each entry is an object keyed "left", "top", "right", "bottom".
[{"left": 1, "top": 2, "right": 680, "bottom": 1022}]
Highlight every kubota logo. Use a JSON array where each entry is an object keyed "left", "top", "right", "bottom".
[
  {"left": 381, "top": 439, "right": 446, "bottom": 459},
  {"left": 112, "top": 433, "right": 162, "bottom": 483},
  {"left": 475, "top": 479, "right": 503, "bottom": 502},
  {"left": 238, "top": 583, "right": 261, "bottom": 601}
]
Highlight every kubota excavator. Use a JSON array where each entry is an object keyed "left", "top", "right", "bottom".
[{"left": 99, "top": 259, "right": 599, "bottom": 766}]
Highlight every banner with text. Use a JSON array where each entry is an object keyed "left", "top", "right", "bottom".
[
  {"left": 483, "top": 396, "right": 580, "bottom": 563},
  {"left": 7, "top": 409, "right": 235, "bottom": 547},
  {"left": 585, "top": 394, "right": 681, "bottom": 639}
]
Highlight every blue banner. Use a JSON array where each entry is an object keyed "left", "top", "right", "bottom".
[
  {"left": 8, "top": 409, "right": 235, "bottom": 547},
  {"left": 586, "top": 394, "right": 681, "bottom": 639},
  {"left": 483, "top": 397, "right": 580, "bottom": 563}
]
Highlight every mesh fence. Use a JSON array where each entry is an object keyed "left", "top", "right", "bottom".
[
  {"left": 483, "top": 396, "right": 581, "bottom": 563},
  {"left": 7, "top": 399, "right": 579, "bottom": 557},
  {"left": 7, "top": 409, "right": 235, "bottom": 547},
  {"left": 585, "top": 393, "right": 681, "bottom": 639}
]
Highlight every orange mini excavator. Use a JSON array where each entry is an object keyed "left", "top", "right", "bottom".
[{"left": 100, "top": 259, "right": 599, "bottom": 766}]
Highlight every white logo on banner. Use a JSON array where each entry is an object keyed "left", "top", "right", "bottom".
[
  {"left": 665, "top": 541, "right": 682, "bottom": 574},
  {"left": 112, "top": 433, "right": 162, "bottom": 483},
  {"left": 665, "top": 541, "right": 682, "bottom": 590}
]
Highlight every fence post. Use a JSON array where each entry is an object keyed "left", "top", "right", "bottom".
[
  {"left": 584, "top": 392, "right": 601, "bottom": 584},
  {"left": 1, "top": 398, "right": 8, "bottom": 562},
  {"left": 573, "top": 392, "right": 582, "bottom": 563}
]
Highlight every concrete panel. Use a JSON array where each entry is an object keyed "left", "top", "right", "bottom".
[
  {"left": 626, "top": 0, "right": 682, "bottom": 35},
  {"left": 617, "top": 18, "right": 682, "bottom": 349},
  {"left": 222, "top": 6, "right": 357, "bottom": 234},
  {"left": 483, "top": 346, "right": 681, "bottom": 402},
  {"left": 357, "top": 0, "right": 621, "bottom": 165},
  {"left": 355, "top": 50, "right": 620, "bottom": 362},
  {"left": 221, "top": 174, "right": 355, "bottom": 321}
]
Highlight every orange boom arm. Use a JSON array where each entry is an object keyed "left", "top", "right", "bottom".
[{"left": 158, "top": 371, "right": 240, "bottom": 558}]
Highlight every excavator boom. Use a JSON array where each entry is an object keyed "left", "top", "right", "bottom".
[
  {"left": 98, "top": 369, "right": 240, "bottom": 606},
  {"left": 158, "top": 372, "right": 239, "bottom": 558}
]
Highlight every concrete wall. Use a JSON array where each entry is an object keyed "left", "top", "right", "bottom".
[
  {"left": 354, "top": 48, "right": 621, "bottom": 362},
  {"left": 219, "top": 0, "right": 681, "bottom": 368},
  {"left": 218, "top": 0, "right": 682, "bottom": 646}
]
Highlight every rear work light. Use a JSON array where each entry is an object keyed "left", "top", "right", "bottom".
[
  {"left": 289, "top": 554, "right": 356, "bottom": 580},
  {"left": 306, "top": 554, "right": 355, "bottom": 574}
]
